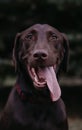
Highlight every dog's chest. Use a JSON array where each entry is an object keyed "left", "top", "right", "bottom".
[{"left": 13, "top": 102, "right": 58, "bottom": 129}]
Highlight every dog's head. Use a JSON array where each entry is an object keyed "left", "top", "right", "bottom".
[{"left": 13, "top": 24, "right": 69, "bottom": 101}]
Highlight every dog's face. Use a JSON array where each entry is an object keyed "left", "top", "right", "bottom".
[{"left": 13, "top": 24, "right": 69, "bottom": 101}]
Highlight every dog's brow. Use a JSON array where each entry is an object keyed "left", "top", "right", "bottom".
[{"left": 28, "top": 29, "right": 37, "bottom": 34}]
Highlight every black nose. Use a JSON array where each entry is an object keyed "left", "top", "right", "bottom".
[{"left": 33, "top": 50, "right": 48, "bottom": 60}]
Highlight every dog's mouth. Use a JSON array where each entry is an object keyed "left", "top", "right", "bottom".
[
  {"left": 27, "top": 65, "right": 61, "bottom": 101},
  {"left": 28, "top": 66, "right": 51, "bottom": 88}
]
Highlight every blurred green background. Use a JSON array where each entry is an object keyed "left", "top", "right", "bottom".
[{"left": 0, "top": 0, "right": 82, "bottom": 130}]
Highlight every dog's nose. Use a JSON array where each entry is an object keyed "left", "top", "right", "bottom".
[{"left": 33, "top": 50, "right": 48, "bottom": 60}]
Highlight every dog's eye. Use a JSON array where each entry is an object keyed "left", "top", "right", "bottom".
[
  {"left": 49, "top": 33, "right": 57, "bottom": 41},
  {"left": 51, "top": 33, "right": 57, "bottom": 40},
  {"left": 25, "top": 33, "right": 33, "bottom": 40}
]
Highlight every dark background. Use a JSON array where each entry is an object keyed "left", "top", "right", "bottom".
[{"left": 0, "top": 0, "right": 82, "bottom": 129}]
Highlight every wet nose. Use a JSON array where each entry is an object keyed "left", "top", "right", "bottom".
[{"left": 33, "top": 50, "right": 48, "bottom": 60}]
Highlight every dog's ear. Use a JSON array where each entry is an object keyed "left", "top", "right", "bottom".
[
  {"left": 60, "top": 33, "right": 69, "bottom": 72},
  {"left": 13, "top": 33, "right": 21, "bottom": 72}
]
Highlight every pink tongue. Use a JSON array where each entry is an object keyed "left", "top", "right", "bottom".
[{"left": 44, "top": 67, "right": 61, "bottom": 101}]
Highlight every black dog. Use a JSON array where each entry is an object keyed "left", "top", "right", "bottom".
[{"left": 0, "top": 24, "right": 69, "bottom": 130}]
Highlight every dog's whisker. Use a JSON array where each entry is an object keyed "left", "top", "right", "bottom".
[{"left": 22, "top": 54, "right": 28, "bottom": 60}]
